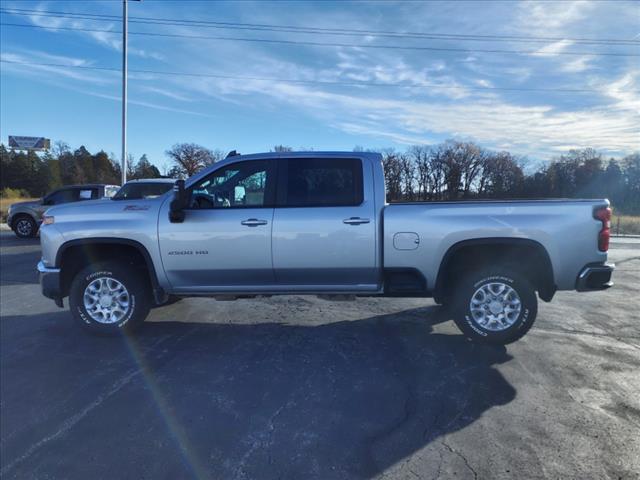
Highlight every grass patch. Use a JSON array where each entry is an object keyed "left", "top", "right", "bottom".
[
  {"left": 0, "top": 197, "right": 39, "bottom": 224},
  {"left": 612, "top": 214, "right": 640, "bottom": 236}
]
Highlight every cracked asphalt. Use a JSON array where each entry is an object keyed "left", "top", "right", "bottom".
[{"left": 1, "top": 231, "right": 639, "bottom": 479}]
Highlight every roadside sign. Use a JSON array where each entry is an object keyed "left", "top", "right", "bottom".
[{"left": 8, "top": 136, "right": 51, "bottom": 151}]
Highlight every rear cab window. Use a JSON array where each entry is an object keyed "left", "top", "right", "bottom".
[
  {"left": 78, "top": 189, "right": 95, "bottom": 200},
  {"left": 277, "top": 158, "right": 363, "bottom": 207}
]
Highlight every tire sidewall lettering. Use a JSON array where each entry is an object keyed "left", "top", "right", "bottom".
[{"left": 86, "top": 270, "right": 113, "bottom": 281}]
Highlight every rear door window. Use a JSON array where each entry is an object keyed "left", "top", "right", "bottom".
[
  {"left": 278, "top": 158, "right": 363, "bottom": 207},
  {"left": 46, "top": 188, "right": 78, "bottom": 205}
]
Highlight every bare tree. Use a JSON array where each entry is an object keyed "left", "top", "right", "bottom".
[
  {"left": 479, "top": 151, "right": 524, "bottom": 197},
  {"left": 272, "top": 145, "right": 293, "bottom": 152},
  {"left": 381, "top": 149, "right": 403, "bottom": 201},
  {"left": 165, "top": 143, "right": 215, "bottom": 177},
  {"left": 204, "top": 149, "right": 227, "bottom": 166},
  {"left": 428, "top": 147, "right": 447, "bottom": 200},
  {"left": 409, "top": 146, "right": 430, "bottom": 200},
  {"left": 399, "top": 153, "right": 416, "bottom": 201}
]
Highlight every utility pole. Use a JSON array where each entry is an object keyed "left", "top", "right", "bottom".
[{"left": 121, "top": 0, "right": 129, "bottom": 185}]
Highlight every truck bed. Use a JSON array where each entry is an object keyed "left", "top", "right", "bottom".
[{"left": 382, "top": 199, "right": 609, "bottom": 291}]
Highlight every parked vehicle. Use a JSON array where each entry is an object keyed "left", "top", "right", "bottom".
[
  {"left": 8, "top": 184, "right": 119, "bottom": 238},
  {"left": 112, "top": 178, "right": 175, "bottom": 200},
  {"left": 37, "top": 152, "right": 614, "bottom": 344}
]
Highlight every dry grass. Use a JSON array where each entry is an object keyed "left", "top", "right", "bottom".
[
  {"left": 612, "top": 214, "right": 640, "bottom": 236},
  {"left": 0, "top": 197, "right": 38, "bottom": 223}
]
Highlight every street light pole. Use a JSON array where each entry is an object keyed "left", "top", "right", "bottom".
[{"left": 121, "top": 0, "right": 128, "bottom": 185}]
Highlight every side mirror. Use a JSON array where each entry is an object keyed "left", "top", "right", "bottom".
[{"left": 169, "top": 180, "right": 187, "bottom": 223}]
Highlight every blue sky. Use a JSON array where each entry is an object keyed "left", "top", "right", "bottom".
[{"left": 1, "top": 0, "right": 638, "bottom": 171}]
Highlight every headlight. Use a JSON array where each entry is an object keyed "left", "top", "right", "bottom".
[{"left": 42, "top": 215, "right": 55, "bottom": 225}]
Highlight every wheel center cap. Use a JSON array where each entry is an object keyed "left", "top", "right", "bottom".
[
  {"left": 99, "top": 295, "right": 113, "bottom": 307},
  {"left": 489, "top": 300, "right": 503, "bottom": 315}
]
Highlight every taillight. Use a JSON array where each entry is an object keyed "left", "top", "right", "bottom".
[{"left": 594, "top": 207, "right": 611, "bottom": 252}]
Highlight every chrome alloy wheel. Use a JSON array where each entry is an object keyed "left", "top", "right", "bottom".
[
  {"left": 469, "top": 282, "right": 522, "bottom": 331},
  {"left": 16, "top": 219, "right": 33, "bottom": 236},
  {"left": 83, "top": 277, "right": 131, "bottom": 324}
]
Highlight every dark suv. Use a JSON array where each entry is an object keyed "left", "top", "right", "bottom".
[{"left": 7, "top": 184, "right": 119, "bottom": 238}]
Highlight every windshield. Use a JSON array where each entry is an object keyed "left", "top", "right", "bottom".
[
  {"left": 104, "top": 186, "right": 120, "bottom": 198},
  {"left": 112, "top": 182, "right": 174, "bottom": 200}
]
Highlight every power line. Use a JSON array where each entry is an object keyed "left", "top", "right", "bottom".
[
  {"left": 2, "top": 59, "right": 637, "bottom": 94},
  {"left": 2, "top": 22, "right": 638, "bottom": 58},
  {"left": 2, "top": 7, "right": 639, "bottom": 46}
]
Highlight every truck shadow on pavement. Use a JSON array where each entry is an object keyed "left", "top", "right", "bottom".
[
  {"left": 1, "top": 306, "right": 515, "bottom": 479},
  {"left": 0, "top": 252, "right": 40, "bottom": 285}
]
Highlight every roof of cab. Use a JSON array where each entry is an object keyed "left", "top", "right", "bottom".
[
  {"left": 124, "top": 178, "right": 176, "bottom": 183},
  {"left": 186, "top": 151, "right": 382, "bottom": 187},
  {"left": 230, "top": 151, "right": 382, "bottom": 161}
]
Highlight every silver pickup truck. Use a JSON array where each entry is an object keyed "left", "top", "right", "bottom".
[{"left": 37, "top": 151, "right": 614, "bottom": 344}]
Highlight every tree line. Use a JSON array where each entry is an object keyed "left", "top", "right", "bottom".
[
  {"left": 377, "top": 142, "right": 639, "bottom": 214},
  {"left": 0, "top": 142, "right": 161, "bottom": 196},
  {"left": 1, "top": 140, "right": 638, "bottom": 214}
]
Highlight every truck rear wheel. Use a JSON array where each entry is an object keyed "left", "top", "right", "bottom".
[
  {"left": 452, "top": 267, "right": 537, "bottom": 344},
  {"left": 69, "top": 261, "right": 151, "bottom": 335}
]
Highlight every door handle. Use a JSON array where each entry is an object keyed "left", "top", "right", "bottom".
[
  {"left": 343, "top": 217, "right": 370, "bottom": 225},
  {"left": 241, "top": 218, "right": 268, "bottom": 227}
]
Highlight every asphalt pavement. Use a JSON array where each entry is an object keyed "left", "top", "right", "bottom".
[{"left": 1, "top": 231, "right": 638, "bottom": 479}]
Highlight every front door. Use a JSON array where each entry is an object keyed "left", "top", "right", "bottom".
[{"left": 158, "top": 160, "right": 276, "bottom": 292}]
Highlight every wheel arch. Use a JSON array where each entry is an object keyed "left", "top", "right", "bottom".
[
  {"left": 434, "top": 237, "right": 556, "bottom": 304},
  {"left": 10, "top": 212, "right": 37, "bottom": 228},
  {"left": 56, "top": 238, "right": 165, "bottom": 304}
]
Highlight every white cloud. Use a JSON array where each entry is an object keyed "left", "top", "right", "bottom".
[
  {"left": 599, "top": 71, "right": 640, "bottom": 111},
  {"left": 87, "top": 92, "right": 211, "bottom": 117},
  {"left": 25, "top": 7, "right": 165, "bottom": 60},
  {"left": 181, "top": 78, "right": 639, "bottom": 155},
  {"left": 141, "top": 86, "right": 193, "bottom": 102},
  {"left": 518, "top": 1, "right": 595, "bottom": 33},
  {"left": 533, "top": 40, "right": 575, "bottom": 57},
  {"left": 0, "top": 51, "right": 112, "bottom": 85},
  {"left": 561, "top": 56, "right": 593, "bottom": 73}
]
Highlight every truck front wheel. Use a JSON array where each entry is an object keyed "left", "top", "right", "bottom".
[
  {"left": 13, "top": 215, "right": 37, "bottom": 238},
  {"left": 69, "top": 261, "right": 151, "bottom": 335},
  {"left": 452, "top": 267, "right": 537, "bottom": 344}
]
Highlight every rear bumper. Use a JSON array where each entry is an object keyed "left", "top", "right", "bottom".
[
  {"left": 37, "top": 261, "right": 63, "bottom": 307},
  {"left": 576, "top": 263, "right": 614, "bottom": 292}
]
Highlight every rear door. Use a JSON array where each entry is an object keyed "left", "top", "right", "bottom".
[{"left": 271, "top": 157, "right": 378, "bottom": 290}]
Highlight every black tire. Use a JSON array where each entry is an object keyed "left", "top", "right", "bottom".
[
  {"left": 13, "top": 215, "right": 37, "bottom": 238},
  {"left": 452, "top": 267, "right": 537, "bottom": 345},
  {"left": 69, "top": 261, "right": 151, "bottom": 335}
]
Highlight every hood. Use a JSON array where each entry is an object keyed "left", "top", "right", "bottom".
[
  {"left": 10, "top": 199, "right": 42, "bottom": 209},
  {"left": 46, "top": 196, "right": 166, "bottom": 222}
]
